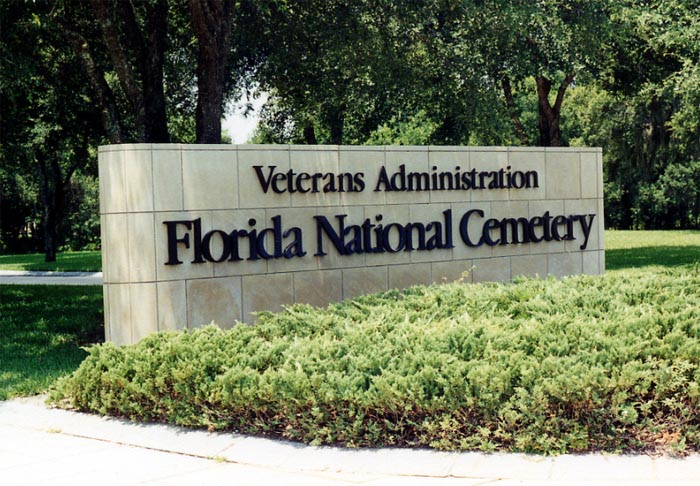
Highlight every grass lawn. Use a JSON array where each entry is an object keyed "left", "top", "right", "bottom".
[
  {"left": 0, "top": 251, "right": 102, "bottom": 272},
  {"left": 605, "top": 230, "right": 700, "bottom": 270},
  {"left": 0, "top": 285, "right": 103, "bottom": 400}
]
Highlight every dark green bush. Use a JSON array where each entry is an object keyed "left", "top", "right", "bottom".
[{"left": 51, "top": 267, "right": 700, "bottom": 454}]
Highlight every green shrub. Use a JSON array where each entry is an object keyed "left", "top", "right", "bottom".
[{"left": 50, "top": 267, "right": 700, "bottom": 455}]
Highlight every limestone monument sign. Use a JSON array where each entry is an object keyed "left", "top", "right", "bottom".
[{"left": 99, "top": 144, "right": 604, "bottom": 345}]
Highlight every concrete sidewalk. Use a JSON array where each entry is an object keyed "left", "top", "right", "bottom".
[
  {"left": 1, "top": 397, "right": 698, "bottom": 486},
  {"left": 0, "top": 270, "right": 102, "bottom": 286}
]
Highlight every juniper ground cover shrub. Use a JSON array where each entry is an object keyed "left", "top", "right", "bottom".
[{"left": 50, "top": 266, "right": 700, "bottom": 454}]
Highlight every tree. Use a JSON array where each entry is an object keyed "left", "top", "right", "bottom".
[
  {"left": 454, "top": 0, "right": 616, "bottom": 147},
  {"left": 1, "top": 2, "right": 103, "bottom": 260},
  {"left": 188, "top": 0, "right": 235, "bottom": 143},
  {"left": 561, "top": 0, "right": 700, "bottom": 229},
  {"left": 58, "top": 0, "right": 170, "bottom": 143},
  {"left": 256, "top": 0, "right": 421, "bottom": 145},
  {"left": 59, "top": 0, "right": 262, "bottom": 144}
]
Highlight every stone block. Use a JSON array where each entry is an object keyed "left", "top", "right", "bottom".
[
  {"left": 511, "top": 254, "right": 547, "bottom": 279},
  {"left": 548, "top": 252, "right": 583, "bottom": 278},
  {"left": 384, "top": 149, "right": 430, "bottom": 204},
  {"left": 490, "top": 200, "right": 532, "bottom": 257},
  {"left": 99, "top": 214, "right": 109, "bottom": 283},
  {"left": 564, "top": 199, "right": 600, "bottom": 252},
  {"left": 598, "top": 197, "right": 606, "bottom": 249},
  {"left": 528, "top": 200, "right": 565, "bottom": 254},
  {"left": 582, "top": 250, "right": 600, "bottom": 275},
  {"left": 187, "top": 277, "right": 243, "bottom": 329},
  {"left": 242, "top": 273, "right": 294, "bottom": 324},
  {"left": 470, "top": 150, "right": 509, "bottom": 202},
  {"left": 210, "top": 209, "right": 268, "bottom": 277},
  {"left": 339, "top": 148, "right": 386, "bottom": 206},
  {"left": 452, "top": 202, "right": 493, "bottom": 260},
  {"left": 155, "top": 211, "right": 215, "bottom": 281},
  {"left": 317, "top": 205, "right": 367, "bottom": 269},
  {"left": 182, "top": 150, "right": 238, "bottom": 211},
  {"left": 127, "top": 212, "right": 156, "bottom": 282},
  {"left": 237, "top": 144, "right": 290, "bottom": 151},
  {"left": 293, "top": 270, "right": 343, "bottom": 308},
  {"left": 99, "top": 149, "right": 126, "bottom": 214},
  {"left": 290, "top": 149, "right": 342, "bottom": 208},
  {"left": 597, "top": 150, "right": 604, "bottom": 198},
  {"left": 342, "top": 266, "right": 388, "bottom": 300},
  {"left": 472, "top": 256, "right": 511, "bottom": 283},
  {"left": 103, "top": 213, "right": 130, "bottom": 283},
  {"left": 151, "top": 143, "right": 183, "bottom": 150},
  {"left": 130, "top": 283, "right": 158, "bottom": 342},
  {"left": 265, "top": 207, "right": 320, "bottom": 273},
  {"left": 238, "top": 150, "right": 292, "bottom": 209},
  {"left": 428, "top": 150, "right": 471, "bottom": 204},
  {"left": 157, "top": 280, "right": 187, "bottom": 331},
  {"left": 124, "top": 149, "right": 154, "bottom": 212},
  {"left": 580, "top": 152, "right": 598, "bottom": 199},
  {"left": 432, "top": 260, "right": 473, "bottom": 284},
  {"left": 472, "top": 257, "right": 512, "bottom": 283},
  {"left": 107, "top": 284, "right": 131, "bottom": 345},
  {"left": 508, "top": 149, "right": 546, "bottom": 201},
  {"left": 545, "top": 151, "right": 580, "bottom": 200},
  {"left": 102, "top": 286, "right": 111, "bottom": 342},
  {"left": 363, "top": 205, "right": 411, "bottom": 266},
  {"left": 153, "top": 149, "right": 184, "bottom": 211},
  {"left": 408, "top": 204, "right": 455, "bottom": 263},
  {"left": 389, "top": 263, "right": 432, "bottom": 289}
]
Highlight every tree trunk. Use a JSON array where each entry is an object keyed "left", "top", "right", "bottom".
[
  {"left": 128, "top": 0, "right": 169, "bottom": 142},
  {"left": 328, "top": 108, "right": 344, "bottom": 145},
  {"left": 501, "top": 75, "right": 529, "bottom": 145},
  {"left": 36, "top": 153, "right": 58, "bottom": 262},
  {"left": 87, "top": 0, "right": 169, "bottom": 143},
  {"left": 535, "top": 73, "right": 574, "bottom": 147},
  {"left": 90, "top": 0, "right": 147, "bottom": 142},
  {"left": 189, "top": 0, "right": 236, "bottom": 144},
  {"left": 63, "top": 29, "right": 124, "bottom": 144},
  {"left": 303, "top": 124, "right": 318, "bottom": 145}
]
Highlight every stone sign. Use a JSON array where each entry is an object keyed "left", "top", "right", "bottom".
[{"left": 99, "top": 144, "right": 604, "bottom": 345}]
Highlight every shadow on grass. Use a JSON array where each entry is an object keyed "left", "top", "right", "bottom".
[
  {"left": 0, "top": 251, "right": 102, "bottom": 272},
  {"left": 606, "top": 245, "right": 700, "bottom": 270},
  {"left": 0, "top": 285, "right": 104, "bottom": 399}
]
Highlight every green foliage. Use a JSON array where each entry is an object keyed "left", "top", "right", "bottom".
[
  {"left": 60, "top": 173, "right": 101, "bottom": 251},
  {"left": 52, "top": 264, "right": 700, "bottom": 454},
  {"left": 0, "top": 251, "right": 102, "bottom": 272},
  {"left": 0, "top": 285, "right": 104, "bottom": 400},
  {"left": 366, "top": 111, "right": 437, "bottom": 146}
]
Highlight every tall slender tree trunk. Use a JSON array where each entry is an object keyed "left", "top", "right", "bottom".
[
  {"left": 142, "top": 0, "right": 170, "bottom": 142},
  {"left": 84, "top": 0, "right": 169, "bottom": 143},
  {"left": 189, "top": 0, "right": 236, "bottom": 144},
  {"left": 90, "top": 0, "right": 147, "bottom": 141},
  {"left": 328, "top": 108, "right": 344, "bottom": 145},
  {"left": 36, "top": 153, "right": 60, "bottom": 262},
  {"left": 63, "top": 29, "right": 124, "bottom": 144},
  {"left": 535, "top": 73, "right": 574, "bottom": 147}
]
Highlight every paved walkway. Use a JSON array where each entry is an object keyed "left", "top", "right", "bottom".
[
  {"left": 0, "top": 270, "right": 102, "bottom": 286},
  {"left": 1, "top": 397, "right": 698, "bottom": 486}
]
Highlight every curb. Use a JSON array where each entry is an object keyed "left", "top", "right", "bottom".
[{"left": 1, "top": 398, "right": 699, "bottom": 484}]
